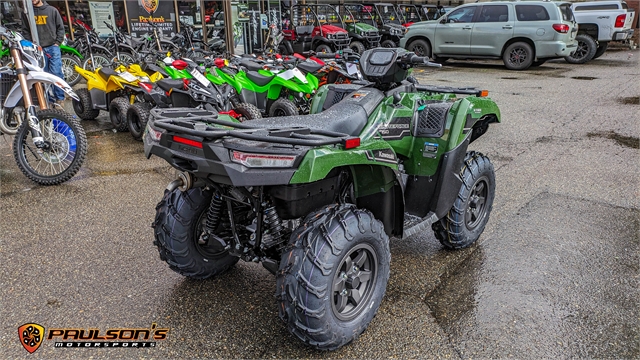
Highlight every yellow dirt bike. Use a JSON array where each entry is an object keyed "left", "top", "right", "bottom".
[{"left": 72, "top": 63, "right": 163, "bottom": 132}]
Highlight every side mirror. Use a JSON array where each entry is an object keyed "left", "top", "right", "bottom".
[{"left": 440, "top": 16, "right": 447, "bottom": 24}]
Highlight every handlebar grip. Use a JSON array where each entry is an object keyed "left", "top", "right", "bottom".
[{"left": 314, "top": 52, "right": 337, "bottom": 59}]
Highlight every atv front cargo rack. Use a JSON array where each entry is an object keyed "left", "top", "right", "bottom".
[{"left": 151, "top": 108, "right": 354, "bottom": 147}]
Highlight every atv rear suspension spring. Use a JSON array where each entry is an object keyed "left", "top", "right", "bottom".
[
  {"left": 203, "top": 193, "right": 223, "bottom": 236},
  {"left": 262, "top": 205, "right": 284, "bottom": 248}
]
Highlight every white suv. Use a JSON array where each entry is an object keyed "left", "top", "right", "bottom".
[{"left": 400, "top": 1, "right": 578, "bottom": 70}]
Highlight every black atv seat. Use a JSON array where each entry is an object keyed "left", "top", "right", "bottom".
[
  {"left": 297, "top": 61, "right": 323, "bottom": 74},
  {"left": 246, "top": 71, "right": 275, "bottom": 87},
  {"left": 249, "top": 102, "right": 368, "bottom": 137},
  {"left": 248, "top": 88, "right": 385, "bottom": 137},
  {"left": 98, "top": 67, "right": 118, "bottom": 81},
  {"left": 239, "top": 59, "right": 264, "bottom": 71},
  {"left": 157, "top": 78, "right": 184, "bottom": 92}
]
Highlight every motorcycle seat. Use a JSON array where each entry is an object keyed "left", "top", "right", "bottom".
[
  {"left": 98, "top": 67, "right": 119, "bottom": 81},
  {"left": 297, "top": 61, "right": 323, "bottom": 74},
  {"left": 246, "top": 71, "right": 275, "bottom": 86},
  {"left": 249, "top": 101, "right": 369, "bottom": 137},
  {"left": 157, "top": 79, "right": 185, "bottom": 92}
]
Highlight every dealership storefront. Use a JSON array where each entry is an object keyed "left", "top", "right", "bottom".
[{"left": 0, "top": 0, "right": 288, "bottom": 54}]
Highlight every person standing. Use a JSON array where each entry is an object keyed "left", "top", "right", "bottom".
[{"left": 23, "top": 0, "right": 66, "bottom": 106}]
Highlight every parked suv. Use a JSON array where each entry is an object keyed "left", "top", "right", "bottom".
[{"left": 400, "top": 1, "right": 578, "bottom": 70}]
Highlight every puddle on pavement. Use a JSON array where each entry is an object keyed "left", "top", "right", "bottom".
[
  {"left": 586, "top": 131, "right": 639, "bottom": 149},
  {"left": 617, "top": 96, "right": 639, "bottom": 105},
  {"left": 571, "top": 76, "right": 598, "bottom": 80}
]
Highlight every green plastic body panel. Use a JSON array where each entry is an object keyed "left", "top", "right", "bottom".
[
  {"left": 293, "top": 88, "right": 501, "bottom": 193},
  {"left": 60, "top": 44, "right": 83, "bottom": 59},
  {"left": 164, "top": 66, "right": 192, "bottom": 79}
]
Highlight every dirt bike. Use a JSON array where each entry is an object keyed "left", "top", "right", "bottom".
[
  {"left": 0, "top": 26, "right": 87, "bottom": 185},
  {"left": 143, "top": 47, "right": 501, "bottom": 350}
]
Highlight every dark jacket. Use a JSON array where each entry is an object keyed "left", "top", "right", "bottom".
[{"left": 22, "top": 1, "right": 65, "bottom": 47}]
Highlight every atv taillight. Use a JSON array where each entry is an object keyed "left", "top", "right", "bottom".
[
  {"left": 183, "top": 78, "right": 190, "bottom": 90},
  {"left": 343, "top": 138, "right": 360, "bottom": 149},
  {"left": 173, "top": 135, "right": 203, "bottom": 149},
  {"left": 615, "top": 14, "right": 626, "bottom": 28},
  {"left": 139, "top": 82, "right": 153, "bottom": 92},
  {"left": 552, "top": 24, "right": 570, "bottom": 33},
  {"left": 147, "top": 125, "right": 163, "bottom": 142},
  {"left": 231, "top": 151, "right": 296, "bottom": 168}
]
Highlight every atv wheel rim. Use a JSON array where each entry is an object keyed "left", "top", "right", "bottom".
[
  {"left": 331, "top": 243, "right": 378, "bottom": 321},
  {"left": 465, "top": 176, "right": 489, "bottom": 230},
  {"left": 61, "top": 57, "right": 79, "bottom": 84},
  {"left": 194, "top": 208, "right": 228, "bottom": 259}
]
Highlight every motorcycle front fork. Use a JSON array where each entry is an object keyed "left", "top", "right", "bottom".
[{"left": 10, "top": 47, "right": 47, "bottom": 149}]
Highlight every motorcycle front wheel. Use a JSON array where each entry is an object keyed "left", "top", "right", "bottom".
[{"left": 13, "top": 109, "right": 88, "bottom": 185}]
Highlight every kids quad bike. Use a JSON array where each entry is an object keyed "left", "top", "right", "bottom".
[{"left": 144, "top": 47, "right": 500, "bottom": 350}]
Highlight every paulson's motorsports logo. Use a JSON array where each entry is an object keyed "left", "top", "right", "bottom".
[
  {"left": 18, "top": 323, "right": 168, "bottom": 353},
  {"left": 18, "top": 323, "right": 44, "bottom": 354}
]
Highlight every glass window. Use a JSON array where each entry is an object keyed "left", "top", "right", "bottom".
[
  {"left": 446, "top": 6, "right": 477, "bottom": 24},
  {"left": 515, "top": 5, "right": 550, "bottom": 22},
  {"left": 558, "top": 4, "right": 574, "bottom": 22},
  {"left": 478, "top": 5, "right": 508, "bottom": 23}
]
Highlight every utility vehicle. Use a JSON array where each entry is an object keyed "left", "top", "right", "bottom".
[
  {"left": 280, "top": 4, "right": 351, "bottom": 54},
  {"left": 144, "top": 47, "right": 500, "bottom": 350}
]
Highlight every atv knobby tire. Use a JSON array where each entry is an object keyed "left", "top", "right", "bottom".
[
  {"left": 73, "top": 88, "right": 100, "bottom": 120},
  {"left": 269, "top": 98, "right": 299, "bottom": 117},
  {"left": 153, "top": 187, "right": 239, "bottom": 279},
  {"left": 109, "top": 97, "right": 131, "bottom": 132},
  {"left": 276, "top": 204, "right": 391, "bottom": 351},
  {"left": 432, "top": 152, "right": 495, "bottom": 249},
  {"left": 234, "top": 102, "right": 262, "bottom": 121},
  {"left": 127, "top": 102, "right": 152, "bottom": 141}
]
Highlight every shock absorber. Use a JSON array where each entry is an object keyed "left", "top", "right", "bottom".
[
  {"left": 201, "top": 192, "right": 226, "bottom": 248},
  {"left": 262, "top": 205, "right": 284, "bottom": 248}
]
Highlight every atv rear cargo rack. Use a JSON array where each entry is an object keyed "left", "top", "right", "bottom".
[
  {"left": 151, "top": 108, "right": 355, "bottom": 147},
  {"left": 415, "top": 85, "right": 487, "bottom": 97}
]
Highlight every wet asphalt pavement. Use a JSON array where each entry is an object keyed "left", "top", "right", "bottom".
[{"left": 1, "top": 48, "right": 638, "bottom": 359}]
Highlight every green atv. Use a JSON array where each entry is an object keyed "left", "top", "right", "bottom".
[{"left": 144, "top": 47, "right": 500, "bottom": 351}]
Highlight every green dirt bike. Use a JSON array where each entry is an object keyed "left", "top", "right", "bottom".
[
  {"left": 143, "top": 47, "right": 500, "bottom": 351},
  {"left": 60, "top": 42, "right": 84, "bottom": 87}
]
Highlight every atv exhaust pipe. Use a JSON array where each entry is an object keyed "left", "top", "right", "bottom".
[{"left": 166, "top": 172, "right": 194, "bottom": 192}]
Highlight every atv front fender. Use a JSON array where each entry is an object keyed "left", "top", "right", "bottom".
[{"left": 447, "top": 96, "right": 500, "bottom": 151}]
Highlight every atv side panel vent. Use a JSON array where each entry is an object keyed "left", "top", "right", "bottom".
[
  {"left": 322, "top": 84, "right": 363, "bottom": 111},
  {"left": 415, "top": 102, "right": 450, "bottom": 137}
]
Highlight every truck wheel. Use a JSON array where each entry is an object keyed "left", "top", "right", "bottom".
[
  {"left": 234, "top": 102, "right": 262, "bottom": 121},
  {"left": 381, "top": 39, "right": 396, "bottom": 48},
  {"left": 349, "top": 40, "right": 366, "bottom": 54},
  {"left": 127, "top": 102, "right": 152, "bottom": 141},
  {"left": 592, "top": 41, "right": 609, "bottom": 60},
  {"left": 564, "top": 34, "right": 597, "bottom": 64},
  {"left": 315, "top": 44, "right": 332, "bottom": 53},
  {"left": 72, "top": 88, "right": 100, "bottom": 120},
  {"left": 503, "top": 42, "right": 534, "bottom": 70},
  {"left": 153, "top": 187, "right": 239, "bottom": 279},
  {"left": 433, "top": 152, "right": 495, "bottom": 249},
  {"left": 109, "top": 97, "right": 131, "bottom": 132},
  {"left": 407, "top": 39, "right": 431, "bottom": 57},
  {"left": 269, "top": 98, "right": 299, "bottom": 117},
  {"left": 276, "top": 204, "right": 390, "bottom": 351}
]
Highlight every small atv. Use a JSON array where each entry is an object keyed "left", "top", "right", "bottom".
[{"left": 144, "top": 47, "right": 500, "bottom": 351}]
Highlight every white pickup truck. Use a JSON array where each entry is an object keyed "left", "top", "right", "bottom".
[{"left": 565, "top": 0, "right": 636, "bottom": 63}]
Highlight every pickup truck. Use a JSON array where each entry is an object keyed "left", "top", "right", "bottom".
[{"left": 565, "top": 0, "right": 636, "bottom": 63}]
